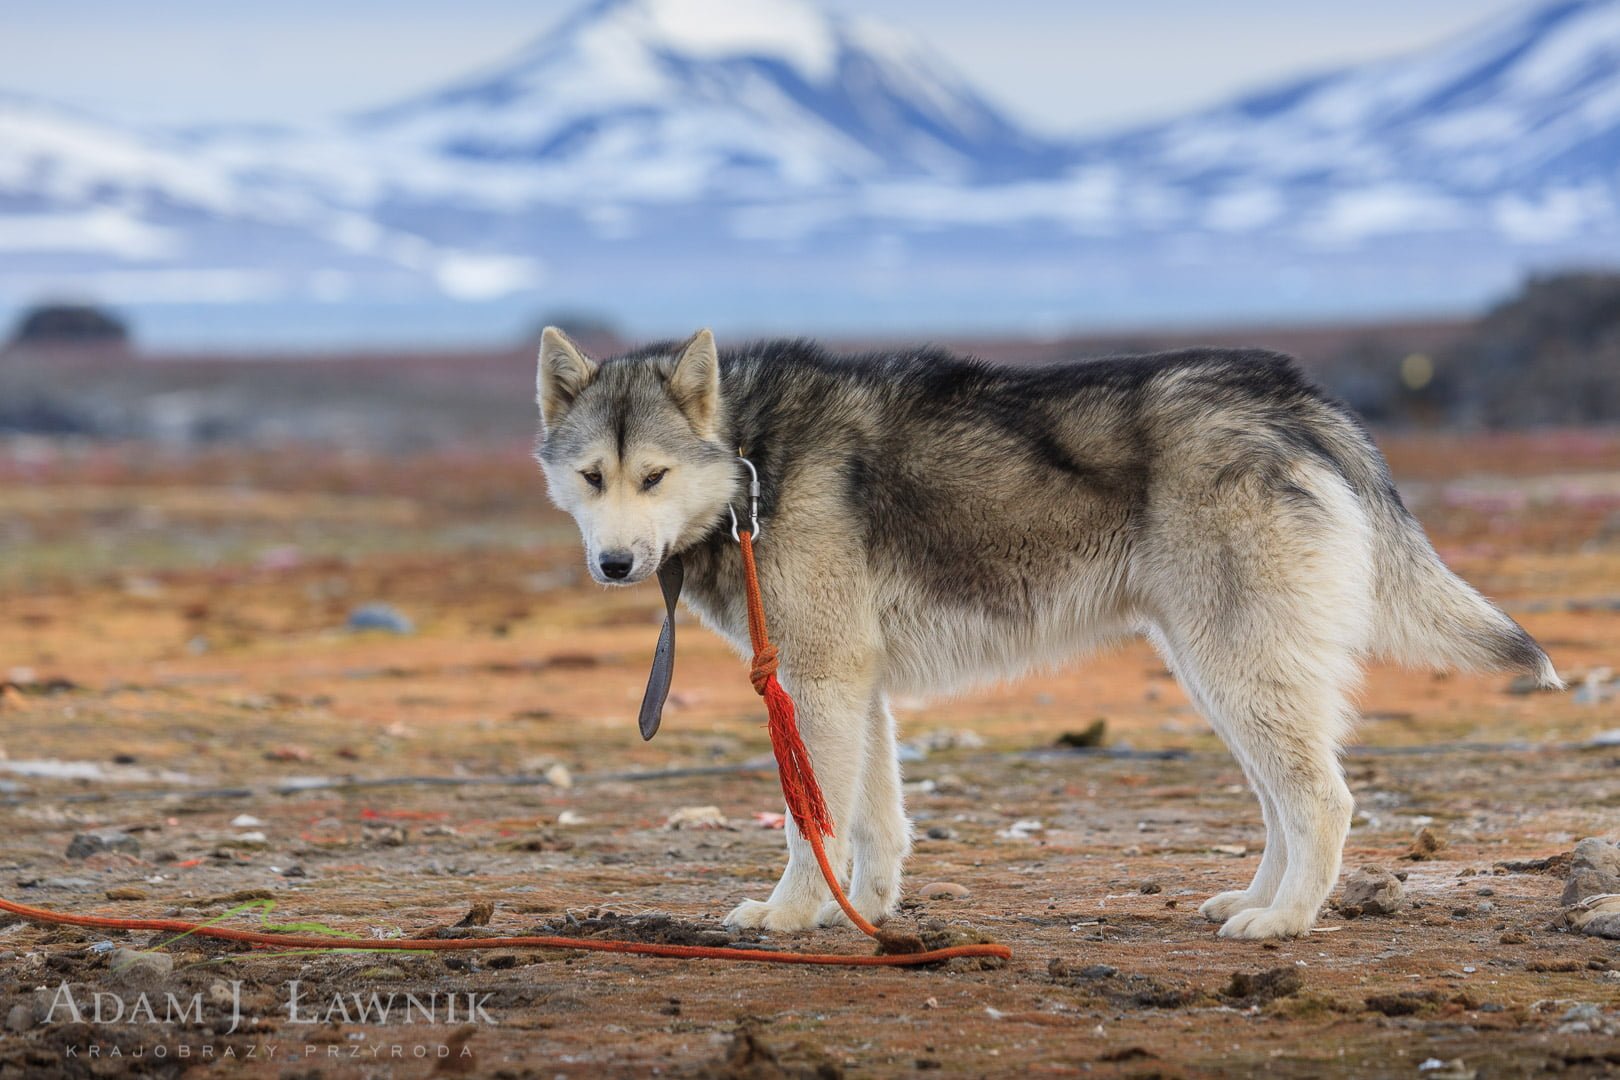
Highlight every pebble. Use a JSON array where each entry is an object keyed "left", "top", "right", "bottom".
[
  {"left": 65, "top": 830, "right": 139, "bottom": 860},
  {"left": 361, "top": 823, "right": 408, "bottom": 846},
  {"left": 924, "top": 825, "right": 957, "bottom": 841},
  {"left": 1561, "top": 838, "right": 1620, "bottom": 905},
  {"left": 4, "top": 1004, "right": 30, "bottom": 1033},
  {"left": 109, "top": 949, "right": 174, "bottom": 980},
  {"left": 997, "top": 819, "right": 1043, "bottom": 840},
  {"left": 664, "top": 806, "right": 728, "bottom": 830},
  {"left": 918, "top": 882, "right": 970, "bottom": 899},
  {"left": 1341, "top": 865, "right": 1406, "bottom": 916},
  {"left": 346, "top": 603, "right": 415, "bottom": 634}
]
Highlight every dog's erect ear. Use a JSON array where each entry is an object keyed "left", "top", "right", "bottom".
[
  {"left": 537, "top": 326, "right": 599, "bottom": 429},
  {"left": 668, "top": 328, "right": 721, "bottom": 439}
]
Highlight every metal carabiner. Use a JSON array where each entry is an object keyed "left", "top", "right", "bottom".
[{"left": 728, "top": 454, "right": 763, "bottom": 542}]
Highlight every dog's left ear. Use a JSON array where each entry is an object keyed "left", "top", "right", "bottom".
[{"left": 668, "top": 328, "right": 721, "bottom": 440}]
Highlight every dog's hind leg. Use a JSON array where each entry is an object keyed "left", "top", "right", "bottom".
[
  {"left": 1143, "top": 461, "right": 1371, "bottom": 939},
  {"left": 818, "top": 694, "right": 911, "bottom": 927},
  {"left": 1152, "top": 627, "right": 1291, "bottom": 922},
  {"left": 1204, "top": 758, "right": 1290, "bottom": 919}
]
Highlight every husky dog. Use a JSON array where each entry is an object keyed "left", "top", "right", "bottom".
[{"left": 533, "top": 326, "right": 1559, "bottom": 939}]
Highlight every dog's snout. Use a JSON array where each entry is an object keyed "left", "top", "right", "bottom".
[{"left": 599, "top": 551, "right": 635, "bottom": 580}]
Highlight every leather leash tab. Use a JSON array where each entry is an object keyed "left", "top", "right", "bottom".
[{"left": 637, "top": 555, "right": 684, "bottom": 741}]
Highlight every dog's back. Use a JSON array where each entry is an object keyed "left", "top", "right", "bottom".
[{"left": 708, "top": 341, "right": 1556, "bottom": 697}]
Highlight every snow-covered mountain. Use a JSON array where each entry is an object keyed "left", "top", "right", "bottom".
[
  {"left": 3, "top": 0, "right": 1620, "bottom": 346},
  {"left": 358, "top": 0, "right": 1069, "bottom": 198},
  {"left": 1073, "top": 0, "right": 1620, "bottom": 245}
]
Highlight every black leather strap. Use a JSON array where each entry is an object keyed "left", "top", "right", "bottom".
[{"left": 637, "top": 555, "right": 684, "bottom": 741}]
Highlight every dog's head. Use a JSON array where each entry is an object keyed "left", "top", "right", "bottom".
[{"left": 534, "top": 327, "right": 736, "bottom": 586}]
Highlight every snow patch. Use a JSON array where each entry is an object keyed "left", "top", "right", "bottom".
[{"left": 622, "top": 0, "right": 838, "bottom": 81}]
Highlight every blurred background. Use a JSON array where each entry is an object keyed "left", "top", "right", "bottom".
[{"left": 3, "top": 0, "right": 1620, "bottom": 444}]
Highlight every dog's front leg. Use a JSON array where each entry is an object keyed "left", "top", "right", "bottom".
[
  {"left": 723, "top": 665, "right": 874, "bottom": 933},
  {"left": 817, "top": 694, "right": 910, "bottom": 928}
]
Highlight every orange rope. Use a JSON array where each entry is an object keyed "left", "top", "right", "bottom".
[{"left": 0, "top": 531, "right": 1009, "bottom": 969}]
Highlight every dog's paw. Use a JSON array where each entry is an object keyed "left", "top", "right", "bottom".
[
  {"left": 723, "top": 899, "right": 821, "bottom": 932},
  {"left": 815, "top": 893, "right": 895, "bottom": 929},
  {"left": 1217, "top": 905, "right": 1313, "bottom": 940},
  {"left": 1199, "top": 889, "right": 1268, "bottom": 923}
]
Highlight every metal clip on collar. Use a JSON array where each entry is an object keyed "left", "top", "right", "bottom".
[{"left": 729, "top": 455, "right": 762, "bottom": 541}]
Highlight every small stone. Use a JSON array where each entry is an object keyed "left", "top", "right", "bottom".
[
  {"left": 109, "top": 949, "right": 173, "bottom": 980},
  {"left": 1341, "top": 865, "right": 1406, "bottom": 916},
  {"left": 664, "top": 805, "right": 728, "bottom": 830},
  {"left": 924, "top": 825, "right": 956, "bottom": 841},
  {"left": 1054, "top": 719, "right": 1107, "bottom": 748},
  {"left": 1138, "top": 880, "right": 1162, "bottom": 895},
  {"left": 362, "top": 823, "right": 408, "bottom": 847},
  {"left": 1078, "top": 964, "right": 1118, "bottom": 979},
  {"left": 5, "top": 1004, "right": 31, "bottom": 1032},
  {"left": 1565, "top": 894, "right": 1620, "bottom": 939},
  {"left": 918, "top": 881, "right": 969, "bottom": 900},
  {"left": 1561, "top": 838, "right": 1620, "bottom": 905},
  {"left": 65, "top": 830, "right": 139, "bottom": 860},
  {"left": 346, "top": 603, "right": 414, "bottom": 634},
  {"left": 1557, "top": 1003, "right": 1606, "bottom": 1035},
  {"left": 543, "top": 763, "right": 573, "bottom": 789},
  {"left": 230, "top": 814, "right": 265, "bottom": 828}
]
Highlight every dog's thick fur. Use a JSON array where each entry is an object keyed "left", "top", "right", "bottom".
[{"left": 534, "top": 327, "right": 1559, "bottom": 939}]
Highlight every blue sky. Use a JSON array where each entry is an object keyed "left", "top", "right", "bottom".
[{"left": 2, "top": 0, "right": 1522, "bottom": 135}]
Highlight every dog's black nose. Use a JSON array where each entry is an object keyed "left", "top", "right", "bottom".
[{"left": 599, "top": 551, "right": 634, "bottom": 580}]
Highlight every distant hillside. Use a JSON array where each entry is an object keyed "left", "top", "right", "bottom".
[{"left": 6, "top": 275, "right": 1617, "bottom": 446}]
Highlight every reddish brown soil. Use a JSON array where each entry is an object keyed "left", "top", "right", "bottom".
[{"left": 0, "top": 432, "right": 1616, "bottom": 1078}]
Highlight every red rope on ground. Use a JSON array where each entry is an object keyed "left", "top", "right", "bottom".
[{"left": 0, "top": 528, "right": 1010, "bottom": 969}]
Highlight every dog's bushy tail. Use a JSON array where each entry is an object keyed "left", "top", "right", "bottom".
[{"left": 1368, "top": 503, "right": 1561, "bottom": 688}]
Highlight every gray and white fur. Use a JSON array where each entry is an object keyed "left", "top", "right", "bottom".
[{"left": 534, "top": 327, "right": 1559, "bottom": 940}]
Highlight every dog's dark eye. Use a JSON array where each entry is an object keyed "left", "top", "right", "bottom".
[
  {"left": 581, "top": 469, "right": 603, "bottom": 490},
  {"left": 642, "top": 468, "right": 668, "bottom": 490}
]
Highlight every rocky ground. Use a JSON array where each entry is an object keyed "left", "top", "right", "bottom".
[{"left": 0, "top": 431, "right": 1617, "bottom": 1078}]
